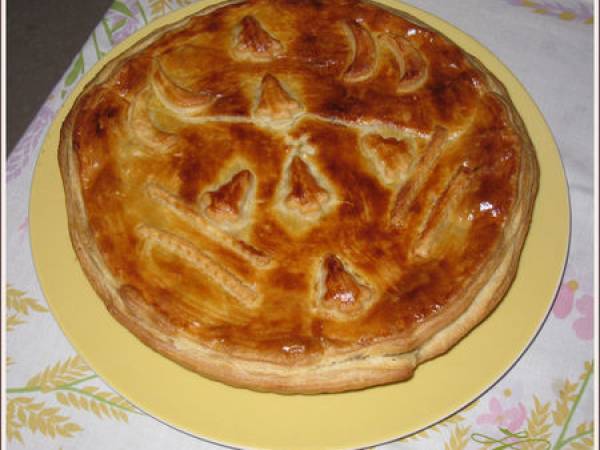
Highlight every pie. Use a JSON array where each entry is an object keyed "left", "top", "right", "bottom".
[{"left": 58, "top": 0, "right": 539, "bottom": 393}]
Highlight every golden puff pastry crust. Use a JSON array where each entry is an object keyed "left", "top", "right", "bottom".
[{"left": 58, "top": 0, "right": 539, "bottom": 393}]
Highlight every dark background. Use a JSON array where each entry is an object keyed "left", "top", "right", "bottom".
[{"left": 7, "top": 0, "right": 113, "bottom": 155}]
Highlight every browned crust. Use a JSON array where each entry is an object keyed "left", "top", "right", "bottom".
[{"left": 58, "top": 0, "right": 538, "bottom": 394}]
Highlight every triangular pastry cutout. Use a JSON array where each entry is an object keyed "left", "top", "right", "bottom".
[
  {"left": 255, "top": 74, "right": 303, "bottom": 121},
  {"left": 361, "top": 133, "right": 413, "bottom": 182},
  {"left": 200, "top": 170, "right": 253, "bottom": 223},
  {"left": 233, "top": 15, "right": 283, "bottom": 61},
  {"left": 285, "top": 157, "right": 329, "bottom": 214},
  {"left": 317, "top": 255, "right": 372, "bottom": 319}
]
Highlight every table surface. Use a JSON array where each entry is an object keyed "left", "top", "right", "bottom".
[
  {"left": 6, "top": 1, "right": 595, "bottom": 449},
  {"left": 6, "top": 0, "right": 112, "bottom": 155}
]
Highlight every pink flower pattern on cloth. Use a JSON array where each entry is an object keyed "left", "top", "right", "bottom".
[
  {"left": 573, "top": 294, "right": 593, "bottom": 340},
  {"left": 553, "top": 280, "right": 576, "bottom": 318},
  {"left": 553, "top": 280, "right": 594, "bottom": 341},
  {"left": 476, "top": 397, "right": 527, "bottom": 432}
]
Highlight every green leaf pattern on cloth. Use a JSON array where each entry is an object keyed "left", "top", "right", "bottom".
[
  {"left": 468, "top": 362, "right": 594, "bottom": 450},
  {"left": 399, "top": 362, "right": 594, "bottom": 450}
]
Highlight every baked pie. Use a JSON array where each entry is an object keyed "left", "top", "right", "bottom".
[{"left": 58, "top": 0, "right": 539, "bottom": 393}]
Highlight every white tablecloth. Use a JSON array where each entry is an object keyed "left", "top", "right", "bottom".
[{"left": 6, "top": 0, "right": 595, "bottom": 448}]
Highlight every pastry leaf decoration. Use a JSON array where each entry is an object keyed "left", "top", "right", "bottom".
[{"left": 110, "top": 0, "right": 135, "bottom": 18}]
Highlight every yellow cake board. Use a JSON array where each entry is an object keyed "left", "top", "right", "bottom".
[{"left": 30, "top": 1, "right": 569, "bottom": 448}]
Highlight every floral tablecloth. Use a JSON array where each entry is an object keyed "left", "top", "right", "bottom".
[{"left": 6, "top": 0, "right": 595, "bottom": 448}]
